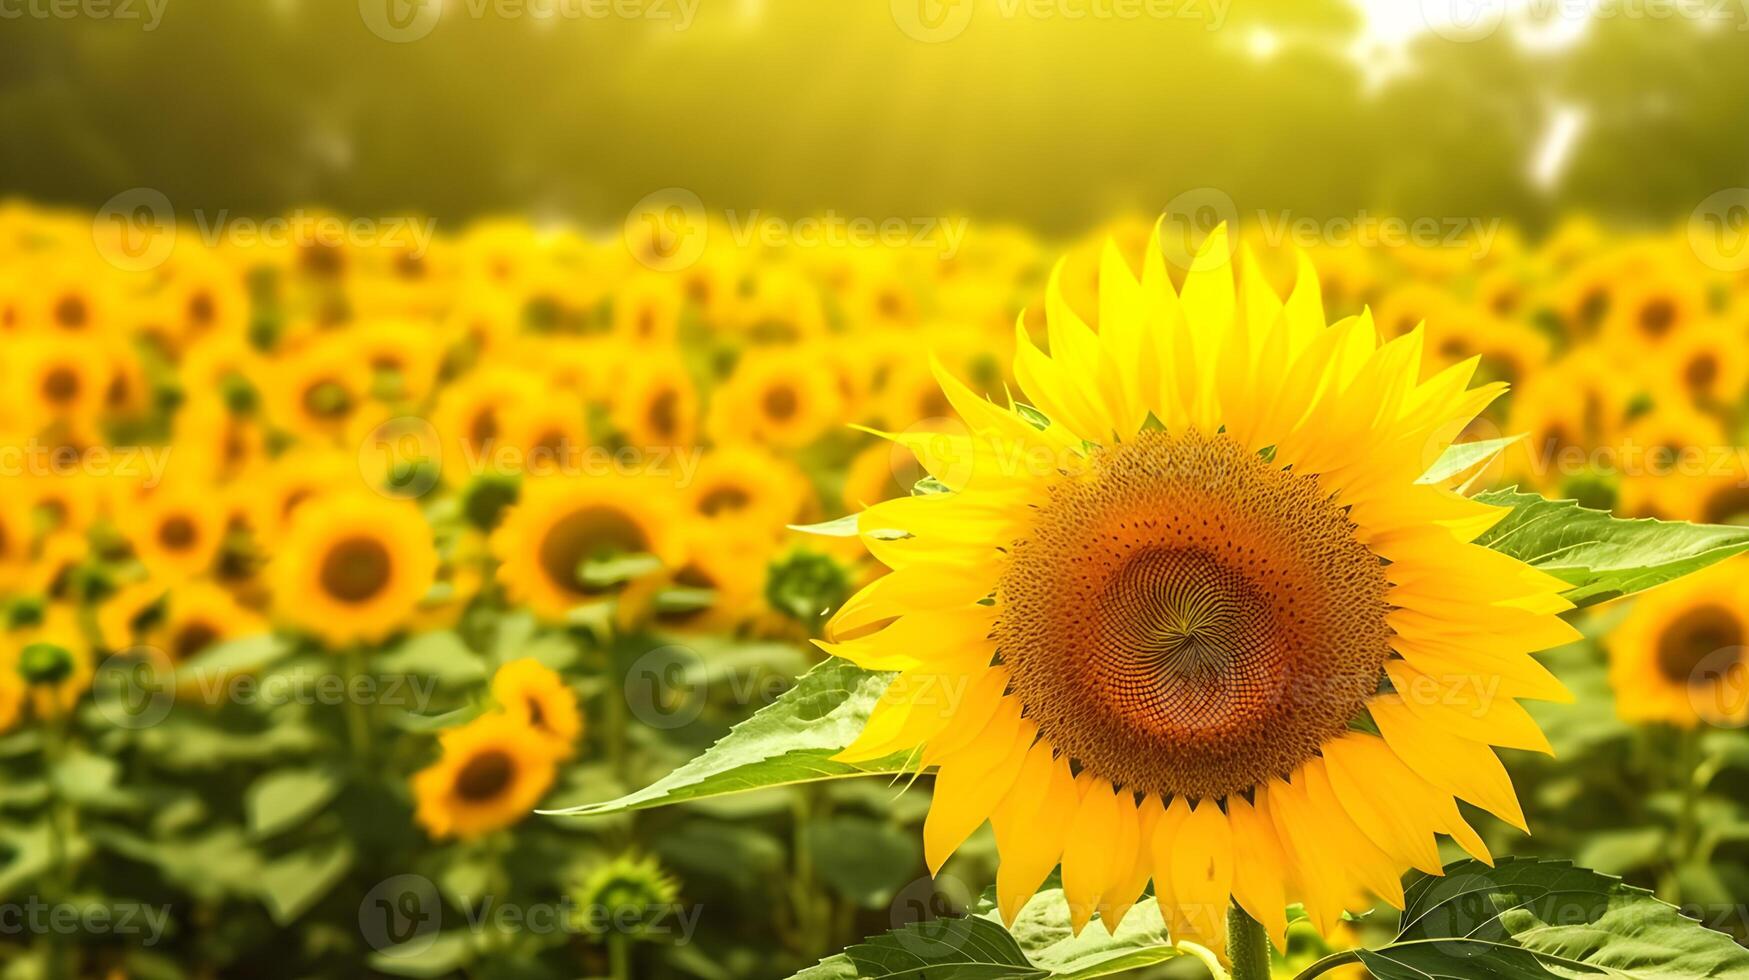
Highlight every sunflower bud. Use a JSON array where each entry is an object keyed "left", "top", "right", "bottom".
[
  {"left": 570, "top": 853, "right": 679, "bottom": 941},
  {"left": 18, "top": 642, "right": 74, "bottom": 686},
  {"left": 764, "top": 549, "right": 850, "bottom": 625}
]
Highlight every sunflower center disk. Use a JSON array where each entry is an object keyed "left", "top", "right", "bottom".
[{"left": 996, "top": 429, "right": 1393, "bottom": 800}]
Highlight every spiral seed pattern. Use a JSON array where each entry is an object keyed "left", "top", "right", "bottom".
[{"left": 995, "top": 428, "right": 1393, "bottom": 799}]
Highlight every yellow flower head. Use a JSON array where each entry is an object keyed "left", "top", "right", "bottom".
[
  {"left": 1608, "top": 559, "right": 1749, "bottom": 727},
  {"left": 269, "top": 492, "right": 437, "bottom": 647},
  {"left": 823, "top": 226, "right": 1579, "bottom": 952},
  {"left": 491, "top": 657, "right": 584, "bottom": 757},
  {"left": 413, "top": 712, "right": 561, "bottom": 840},
  {"left": 490, "top": 476, "right": 685, "bottom": 623}
]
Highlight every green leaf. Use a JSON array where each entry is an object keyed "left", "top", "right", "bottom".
[
  {"left": 245, "top": 767, "right": 344, "bottom": 839},
  {"left": 1359, "top": 857, "right": 1749, "bottom": 979},
  {"left": 257, "top": 841, "right": 355, "bottom": 925},
  {"left": 376, "top": 631, "right": 488, "bottom": 688},
  {"left": 793, "top": 915, "right": 1044, "bottom": 980},
  {"left": 1474, "top": 488, "right": 1749, "bottom": 606},
  {"left": 805, "top": 815, "right": 922, "bottom": 908},
  {"left": 173, "top": 633, "right": 290, "bottom": 688},
  {"left": 1417, "top": 435, "right": 1520, "bottom": 485},
  {"left": 367, "top": 932, "right": 476, "bottom": 978},
  {"left": 580, "top": 552, "right": 664, "bottom": 589},
  {"left": 791, "top": 877, "right": 1189, "bottom": 980},
  {"left": 979, "top": 885, "right": 1180, "bottom": 980},
  {"left": 390, "top": 702, "right": 485, "bottom": 734},
  {"left": 542, "top": 659, "right": 909, "bottom": 816}
]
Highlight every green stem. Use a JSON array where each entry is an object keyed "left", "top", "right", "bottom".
[
  {"left": 42, "top": 713, "right": 77, "bottom": 980},
  {"left": 607, "top": 932, "right": 631, "bottom": 980},
  {"left": 1670, "top": 725, "right": 1703, "bottom": 902},
  {"left": 1292, "top": 950, "right": 1361, "bottom": 980},
  {"left": 1226, "top": 904, "right": 1270, "bottom": 980},
  {"left": 343, "top": 645, "right": 374, "bottom": 764}
]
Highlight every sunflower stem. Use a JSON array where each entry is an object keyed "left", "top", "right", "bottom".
[
  {"left": 1291, "top": 949, "right": 1361, "bottom": 980},
  {"left": 343, "top": 645, "right": 374, "bottom": 764},
  {"left": 1225, "top": 903, "right": 1270, "bottom": 980}
]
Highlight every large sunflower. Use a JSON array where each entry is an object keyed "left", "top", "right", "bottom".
[{"left": 822, "top": 227, "right": 1578, "bottom": 952}]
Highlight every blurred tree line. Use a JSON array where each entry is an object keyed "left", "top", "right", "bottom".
[{"left": 2, "top": 0, "right": 1747, "bottom": 235}]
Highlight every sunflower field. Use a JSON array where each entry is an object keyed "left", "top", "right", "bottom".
[{"left": 11, "top": 4, "right": 1749, "bottom": 980}]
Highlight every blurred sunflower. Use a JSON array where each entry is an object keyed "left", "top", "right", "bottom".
[
  {"left": 262, "top": 338, "right": 375, "bottom": 443},
  {"left": 491, "top": 657, "right": 583, "bottom": 757},
  {"left": 708, "top": 348, "right": 843, "bottom": 449},
  {"left": 610, "top": 355, "right": 699, "bottom": 449},
  {"left": 352, "top": 318, "right": 445, "bottom": 405},
  {"left": 430, "top": 365, "right": 541, "bottom": 484},
  {"left": 413, "top": 712, "right": 560, "bottom": 840},
  {"left": 491, "top": 476, "right": 685, "bottom": 623},
  {"left": 1615, "top": 403, "right": 1728, "bottom": 520},
  {"left": 249, "top": 447, "right": 360, "bottom": 547},
  {"left": 612, "top": 274, "right": 684, "bottom": 346},
  {"left": 155, "top": 580, "right": 269, "bottom": 662},
  {"left": 686, "top": 443, "right": 813, "bottom": 534},
  {"left": 1652, "top": 319, "right": 1748, "bottom": 409},
  {"left": 1601, "top": 261, "right": 1709, "bottom": 356},
  {"left": 270, "top": 493, "right": 437, "bottom": 646},
  {"left": 117, "top": 481, "right": 229, "bottom": 583},
  {"left": 1608, "top": 560, "right": 1749, "bottom": 727},
  {"left": 10, "top": 333, "right": 109, "bottom": 432},
  {"left": 824, "top": 227, "right": 1577, "bottom": 951}
]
